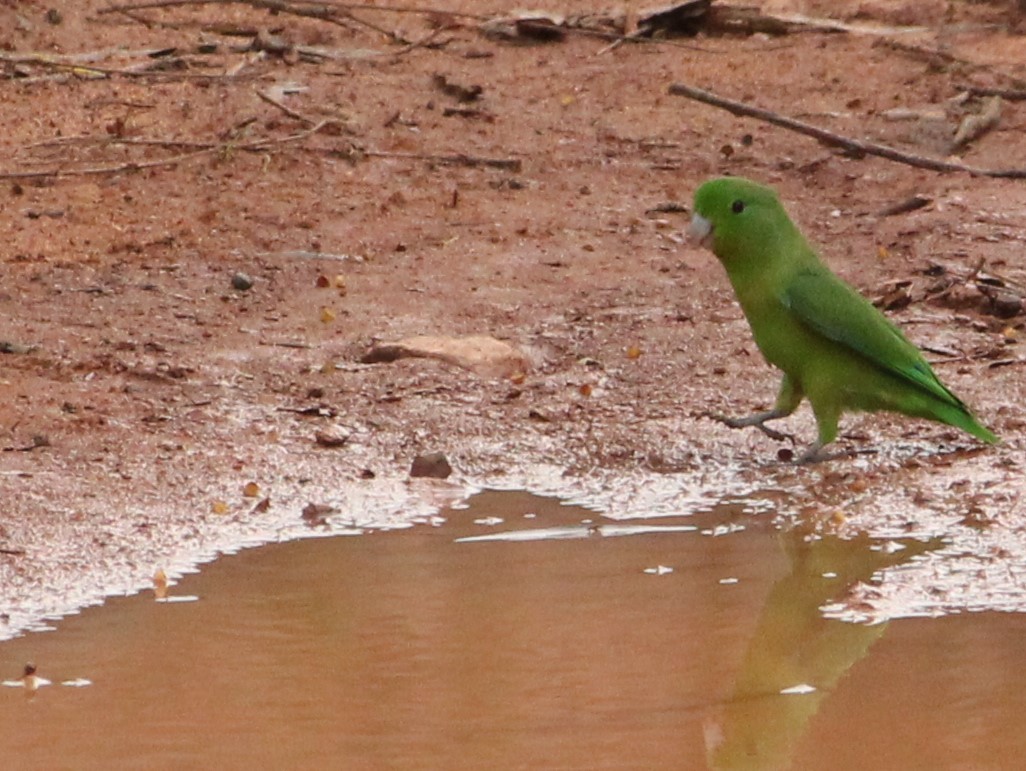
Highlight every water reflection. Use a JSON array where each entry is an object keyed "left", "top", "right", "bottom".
[
  {"left": 0, "top": 491, "right": 1023, "bottom": 769},
  {"left": 707, "top": 528, "right": 938, "bottom": 770}
]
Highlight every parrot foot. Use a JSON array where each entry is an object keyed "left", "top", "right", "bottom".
[
  {"left": 797, "top": 442, "right": 828, "bottom": 464},
  {"left": 796, "top": 443, "right": 876, "bottom": 464},
  {"left": 706, "top": 411, "right": 796, "bottom": 444}
]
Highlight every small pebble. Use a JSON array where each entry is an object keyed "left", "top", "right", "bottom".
[
  {"left": 410, "top": 451, "right": 452, "bottom": 479},
  {"left": 231, "top": 272, "right": 254, "bottom": 291}
]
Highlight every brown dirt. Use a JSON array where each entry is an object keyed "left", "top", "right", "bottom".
[{"left": 2, "top": 0, "right": 1026, "bottom": 634}]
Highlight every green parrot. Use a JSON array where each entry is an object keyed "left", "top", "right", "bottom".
[{"left": 689, "top": 176, "right": 997, "bottom": 463}]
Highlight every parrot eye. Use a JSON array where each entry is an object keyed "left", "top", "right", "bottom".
[{"left": 731, "top": 200, "right": 746, "bottom": 214}]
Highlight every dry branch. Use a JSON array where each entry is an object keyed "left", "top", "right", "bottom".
[
  {"left": 99, "top": 0, "right": 403, "bottom": 41},
  {"left": 5, "top": 125, "right": 520, "bottom": 180},
  {"left": 256, "top": 88, "right": 315, "bottom": 125},
  {"left": 960, "top": 84, "right": 1026, "bottom": 101},
  {"left": 100, "top": 0, "right": 483, "bottom": 19},
  {"left": 363, "top": 150, "right": 521, "bottom": 171},
  {"left": 0, "top": 120, "right": 338, "bottom": 180},
  {"left": 668, "top": 82, "right": 1026, "bottom": 179},
  {"left": 0, "top": 147, "right": 218, "bottom": 180},
  {"left": 0, "top": 50, "right": 261, "bottom": 80}
]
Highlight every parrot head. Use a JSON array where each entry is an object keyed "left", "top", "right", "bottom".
[{"left": 689, "top": 177, "right": 798, "bottom": 267}]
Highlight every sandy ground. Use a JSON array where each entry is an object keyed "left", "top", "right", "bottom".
[{"left": 2, "top": 0, "right": 1026, "bottom": 636}]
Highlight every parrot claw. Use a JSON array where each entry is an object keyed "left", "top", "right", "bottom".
[
  {"left": 797, "top": 443, "right": 827, "bottom": 464},
  {"left": 706, "top": 411, "right": 796, "bottom": 444},
  {"left": 796, "top": 444, "right": 877, "bottom": 464}
]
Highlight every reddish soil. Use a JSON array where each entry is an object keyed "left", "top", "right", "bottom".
[{"left": 2, "top": 0, "right": 1026, "bottom": 632}]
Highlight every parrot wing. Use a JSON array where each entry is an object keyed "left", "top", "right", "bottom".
[{"left": 781, "top": 269, "right": 966, "bottom": 409}]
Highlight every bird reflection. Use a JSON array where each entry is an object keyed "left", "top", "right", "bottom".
[{"left": 706, "top": 526, "right": 939, "bottom": 770}]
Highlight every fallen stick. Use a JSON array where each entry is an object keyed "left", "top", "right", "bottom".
[
  {"left": 0, "top": 120, "right": 336, "bottom": 180},
  {"left": 322, "top": 2, "right": 485, "bottom": 19},
  {"left": 25, "top": 136, "right": 226, "bottom": 151},
  {"left": 255, "top": 250, "right": 359, "bottom": 261},
  {"left": 959, "top": 84, "right": 1026, "bottom": 101},
  {"left": 99, "top": 0, "right": 400, "bottom": 41},
  {"left": 668, "top": 82, "right": 1026, "bottom": 179},
  {"left": 256, "top": 88, "right": 316, "bottom": 125},
  {"left": 364, "top": 150, "right": 522, "bottom": 171},
  {"left": 0, "top": 51, "right": 261, "bottom": 80},
  {"left": 0, "top": 47, "right": 171, "bottom": 64},
  {"left": 0, "top": 147, "right": 219, "bottom": 180},
  {"left": 100, "top": 0, "right": 485, "bottom": 18},
  {"left": 9, "top": 128, "right": 520, "bottom": 178},
  {"left": 28, "top": 136, "right": 518, "bottom": 171}
]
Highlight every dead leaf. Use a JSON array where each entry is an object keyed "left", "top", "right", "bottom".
[
  {"left": 951, "top": 96, "right": 1002, "bottom": 151},
  {"left": 302, "top": 502, "right": 335, "bottom": 526},
  {"left": 479, "top": 13, "right": 566, "bottom": 42}
]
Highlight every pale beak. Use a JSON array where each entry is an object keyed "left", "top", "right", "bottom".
[{"left": 687, "top": 213, "right": 713, "bottom": 250}]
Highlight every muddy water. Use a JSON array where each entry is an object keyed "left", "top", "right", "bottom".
[{"left": 1, "top": 491, "right": 1026, "bottom": 770}]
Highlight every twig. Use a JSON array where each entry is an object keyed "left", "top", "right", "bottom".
[
  {"left": 24, "top": 136, "right": 215, "bottom": 151},
  {"left": 314, "top": 2, "right": 485, "bottom": 19},
  {"left": 255, "top": 250, "right": 359, "bottom": 261},
  {"left": 0, "top": 51, "right": 260, "bottom": 80},
  {"left": 668, "top": 82, "right": 1026, "bottom": 179},
  {"left": 102, "top": 0, "right": 486, "bottom": 19},
  {"left": 0, "top": 147, "right": 218, "bottom": 180},
  {"left": 2, "top": 435, "right": 50, "bottom": 453},
  {"left": 875, "top": 38, "right": 962, "bottom": 67},
  {"left": 877, "top": 194, "right": 931, "bottom": 217},
  {"left": 0, "top": 47, "right": 171, "bottom": 64},
  {"left": 959, "top": 84, "right": 1026, "bottom": 101},
  {"left": 0, "top": 120, "right": 336, "bottom": 180},
  {"left": 879, "top": 39, "right": 1026, "bottom": 88},
  {"left": 733, "top": 11, "right": 927, "bottom": 36},
  {"left": 363, "top": 150, "right": 521, "bottom": 171},
  {"left": 99, "top": 3, "right": 444, "bottom": 58},
  {"left": 99, "top": 0, "right": 402, "bottom": 41},
  {"left": 266, "top": 340, "right": 313, "bottom": 349},
  {"left": 72, "top": 64, "right": 259, "bottom": 81},
  {"left": 388, "top": 27, "right": 446, "bottom": 57},
  {"left": 11, "top": 128, "right": 519, "bottom": 178},
  {"left": 256, "top": 88, "right": 315, "bottom": 125},
  {"left": 99, "top": 0, "right": 205, "bottom": 12}
]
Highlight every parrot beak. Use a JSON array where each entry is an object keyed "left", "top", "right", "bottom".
[{"left": 687, "top": 213, "right": 713, "bottom": 250}]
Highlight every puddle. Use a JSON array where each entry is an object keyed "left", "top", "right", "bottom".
[{"left": 2, "top": 491, "right": 1026, "bottom": 769}]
